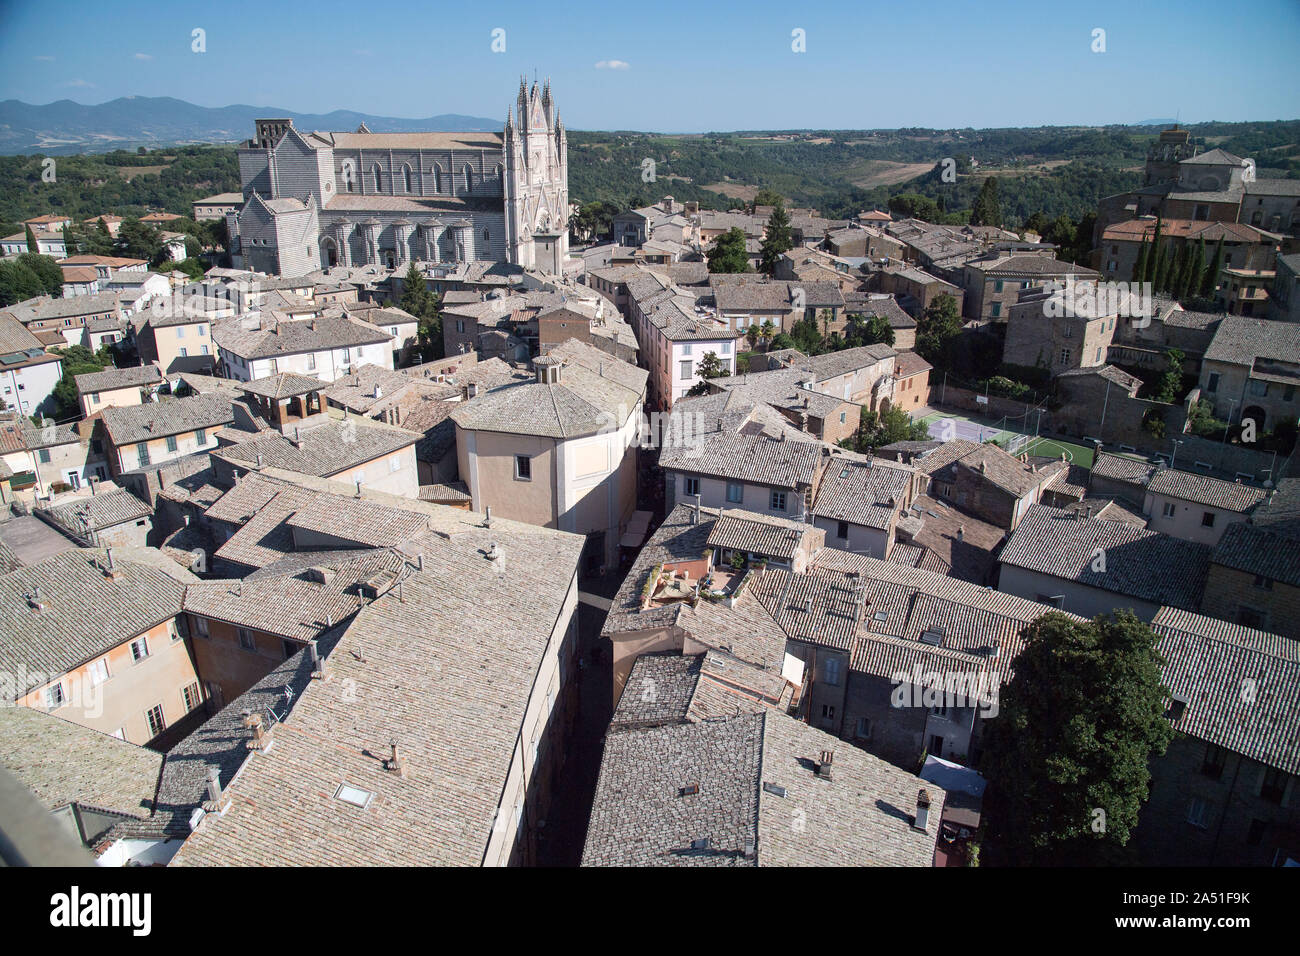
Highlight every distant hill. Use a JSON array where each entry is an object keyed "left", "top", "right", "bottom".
[
  {"left": 1134, "top": 118, "right": 1179, "bottom": 127},
  {"left": 0, "top": 97, "right": 502, "bottom": 155}
]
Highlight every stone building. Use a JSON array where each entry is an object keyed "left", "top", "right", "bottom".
[{"left": 229, "top": 79, "right": 568, "bottom": 277}]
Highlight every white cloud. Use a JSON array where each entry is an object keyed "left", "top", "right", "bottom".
[
  {"left": 595, "top": 60, "right": 630, "bottom": 70},
  {"left": 33, "top": 55, "right": 55, "bottom": 62},
  {"left": 61, "top": 79, "right": 95, "bottom": 88},
  {"left": 133, "top": 52, "right": 153, "bottom": 61}
]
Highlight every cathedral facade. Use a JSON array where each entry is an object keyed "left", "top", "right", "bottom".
[{"left": 228, "top": 79, "right": 569, "bottom": 278}]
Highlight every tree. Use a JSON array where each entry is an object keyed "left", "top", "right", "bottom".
[
  {"left": 48, "top": 346, "right": 108, "bottom": 421},
  {"left": 1153, "top": 348, "right": 1184, "bottom": 404},
  {"left": 1131, "top": 237, "right": 1149, "bottom": 284},
  {"left": 759, "top": 201, "right": 793, "bottom": 275},
  {"left": 24, "top": 223, "right": 38, "bottom": 253},
  {"left": 1186, "top": 236, "right": 1206, "bottom": 304},
  {"left": 915, "top": 293, "right": 963, "bottom": 371},
  {"left": 1170, "top": 241, "right": 1190, "bottom": 300},
  {"left": 686, "top": 351, "right": 726, "bottom": 396},
  {"left": 398, "top": 263, "right": 443, "bottom": 361},
  {"left": 841, "top": 403, "right": 928, "bottom": 452},
  {"left": 970, "top": 177, "right": 1002, "bottom": 227},
  {"left": 759, "top": 318, "right": 776, "bottom": 348},
  {"left": 707, "top": 227, "right": 749, "bottom": 274},
  {"left": 845, "top": 312, "right": 895, "bottom": 348},
  {"left": 752, "top": 189, "right": 784, "bottom": 209},
  {"left": 1144, "top": 218, "right": 1162, "bottom": 286},
  {"left": 744, "top": 323, "right": 761, "bottom": 350},
  {"left": 768, "top": 332, "right": 795, "bottom": 352},
  {"left": 0, "top": 259, "right": 47, "bottom": 305},
  {"left": 116, "top": 218, "right": 163, "bottom": 262},
  {"left": 980, "top": 610, "right": 1174, "bottom": 866},
  {"left": 15, "top": 253, "right": 62, "bottom": 298},
  {"left": 1202, "top": 235, "right": 1225, "bottom": 299},
  {"left": 790, "top": 313, "right": 824, "bottom": 355}
]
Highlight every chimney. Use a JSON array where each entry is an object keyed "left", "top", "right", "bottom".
[
  {"left": 914, "top": 789, "right": 931, "bottom": 831},
  {"left": 979, "top": 460, "right": 986, "bottom": 474},
  {"left": 815, "top": 750, "right": 834, "bottom": 780},
  {"left": 386, "top": 742, "right": 408, "bottom": 778},
  {"left": 957, "top": 525, "right": 964, "bottom": 541},
  {"left": 416, "top": 553, "right": 424, "bottom": 572},
  {"left": 484, "top": 505, "right": 493, "bottom": 529},
  {"left": 243, "top": 711, "right": 269, "bottom": 752},
  {"left": 255, "top": 453, "right": 264, "bottom": 468},
  {"left": 355, "top": 478, "right": 363, "bottom": 497},
  {"left": 205, "top": 767, "right": 223, "bottom": 805},
  {"left": 374, "top": 385, "right": 382, "bottom": 400},
  {"left": 693, "top": 495, "right": 701, "bottom": 524},
  {"left": 88, "top": 475, "right": 100, "bottom": 495},
  {"left": 27, "top": 586, "right": 46, "bottom": 612},
  {"left": 804, "top": 598, "right": 813, "bottom": 613}
]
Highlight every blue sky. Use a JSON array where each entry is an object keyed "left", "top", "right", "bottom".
[{"left": 1, "top": 0, "right": 1297, "bottom": 131}]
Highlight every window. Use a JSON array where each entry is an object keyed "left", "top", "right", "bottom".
[
  {"left": 1261, "top": 768, "right": 1288, "bottom": 804},
  {"left": 855, "top": 717, "right": 872, "bottom": 739},
  {"left": 305, "top": 352, "right": 317, "bottom": 371},
  {"left": 1162, "top": 502, "right": 1175, "bottom": 518},
  {"left": 721, "top": 341, "right": 730, "bottom": 355},
  {"left": 823, "top": 656, "right": 841, "bottom": 686},
  {"left": 1206, "top": 372, "right": 1220, "bottom": 393},
  {"left": 45, "top": 682, "right": 66, "bottom": 708},
  {"left": 1253, "top": 574, "right": 1273, "bottom": 591},
  {"left": 821, "top": 704, "right": 836, "bottom": 721},
  {"left": 931, "top": 705, "right": 950, "bottom": 719},
  {"left": 238, "top": 628, "right": 256, "bottom": 651},
  {"left": 991, "top": 302, "right": 1001, "bottom": 318},
  {"left": 388, "top": 455, "right": 400, "bottom": 474},
  {"left": 683, "top": 476, "right": 700, "bottom": 497},
  {"left": 341, "top": 348, "right": 351, "bottom": 363},
  {"left": 514, "top": 455, "right": 532, "bottom": 480},
  {"left": 994, "top": 280, "right": 1004, "bottom": 292},
  {"left": 679, "top": 360, "right": 693, "bottom": 380},
  {"left": 770, "top": 490, "right": 787, "bottom": 511},
  {"left": 683, "top": 343, "right": 693, "bottom": 358},
  {"left": 1286, "top": 385, "right": 1296, "bottom": 402},
  {"left": 929, "top": 734, "right": 944, "bottom": 755},
  {"left": 1096, "top": 347, "right": 1102, "bottom": 363},
  {"left": 282, "top": 640, "right": 298, "bottom": 660},
  {"left": 87, "top": 658, "right": 109, "bottom": 686},
  {"left": 145, "top": 705, "right": 166, "bottom": 738},
  {"left": 38, "top": 448, "right": 50, "bottom": 464},
  {"left": 166, "top": 435, "right": 178, "bottom": 453},
  {"left": 1201, "top": 743, "right": 1226, "bottom": 780},
  {"left": 1249, "top": 379, "right": 1268, "bottom": 397},
  {"left": 195, "top": 429, "right": 207, "bottom": 446},
  {"left": 1186, "top": 797, "right": 1210, "bottom": 828},
  {"left": 201, "top": 345, "right": 210, "bottom": 355},
  {"left": 193, "top": 616, "right": 209, "bottom": 638},
  {"left": 839, "top": 412, "right": 846, "bottom": 424},
  {"left": 726, "top": 482, "right": 743, "bottom": 504},
  {"left": 836, "top": 520, "right": 849, "bottom": 539},
  {"left": 178, "top": 347, "right": 188, "bottom": 358},
  {"left": 1237, "top": 605, "right": 1267, "bottom": 629},
  {"left": 1201, "top": 511, "right": 1216, "bottom": 528},
  {"left": 403, "top": 164, "right": 413, "bottom": 193},
  {"left": 1059, "top": 348, "right": 1070, "bottom": 366},
  {"left": 130, "top": 636, "right": 149, "bottom": 662},
  {"left": 1063, "top": 324, "right": 1074, "bottom": 339},
  {"left": 182, "top": 682, "right": 201, "bottom": 713},
  {"left": 176, "top": 325, "right": 185, "bottom": 338}
]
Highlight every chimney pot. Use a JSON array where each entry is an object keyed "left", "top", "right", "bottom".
[{"left": 914, "top": 788, "right": 931, "bottom": 831}]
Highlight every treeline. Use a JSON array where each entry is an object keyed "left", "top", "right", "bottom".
[{"left": 0, "top": 145, "right": 239, "bottom": 227}]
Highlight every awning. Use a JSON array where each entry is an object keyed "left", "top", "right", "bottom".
[{"left": 619, "top": 510, "right": 653, "bottom": 548}]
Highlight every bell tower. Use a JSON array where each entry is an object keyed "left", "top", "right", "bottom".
[{"left": 503, "top": 77, "right": 568, "bottom": 271}]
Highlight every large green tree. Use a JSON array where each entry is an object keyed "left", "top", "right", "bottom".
[
  {"left": 759, "top": 201, "right": 793, "bottom": 275},
  {"left": 686, "top": 351, "right": 726, "bottom": 396},
  {"left": 970, "top": 177, "right": 1002, "bottom": 227},
  {"left": 845, "top": 312, "right": 895, "bottom": 348},
  {"left": 1202, "top": 235, "right": 1225, "bottom": 299},
  {"left": 0, "top": 259, "right": 47, "bottom": 305},
  {"left": 981, "top": 610, "right": 1174, "bottom": 866},
  {"left": 398, "top": 263, "right": 443, "bottom": 361},
  {"left": 16, "top": 253, "right": 62, "bottom": 298},
  {"left": 707, "top": 227, "right": 750, "bottom": 273},
  {"left": 915, "top": 292, "right": 963, "bottom": 371}
]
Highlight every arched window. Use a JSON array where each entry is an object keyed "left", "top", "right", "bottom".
[
  {"left": 342, "top": 162, "right": 355, "bottom": 193},
  {"left": 372, "top": 163, "right": 383, "bottom": 193},
  {"left": 463, "top": 164, "right": 473, "bottom": 193},
  {"left": 482, "top": 229, "right": 490, "bottom": 243},
  {"left": 431, "top": 165, "right": 443, "bottom": 193},
  {"left": 402, "top": 164, "right": 413, "bottom": 193}
]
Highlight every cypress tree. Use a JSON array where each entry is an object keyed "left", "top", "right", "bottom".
[
  {"left": 1152, "top": 240, "right": 1168, "bottom": 294},
  {"left": 1187, "top": 236, "right": 1206, "bottom": 303},
  {"left": 1145, "top": 218, "right": 1163, "bottom": 287},
  {"left": 1132, "top": 238, "right": 1149, "bottom": 284},
  {"left": 24, "top": 223, "right": 38, "bottom": 254},
  {"left": 1171, "top": 241, "right": 1190, "bottom": 300},
  {"left": 1202, "top": 235, "right": 1225, "bottom": 299}
]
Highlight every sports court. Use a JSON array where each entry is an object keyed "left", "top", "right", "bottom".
[{"left": 918, "top": 410, "right": 1095, "bottom": 468}]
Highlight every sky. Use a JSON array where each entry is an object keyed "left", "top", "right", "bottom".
[{"left": 1, "top": 0, "right": 1297, "bottom": 132}]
